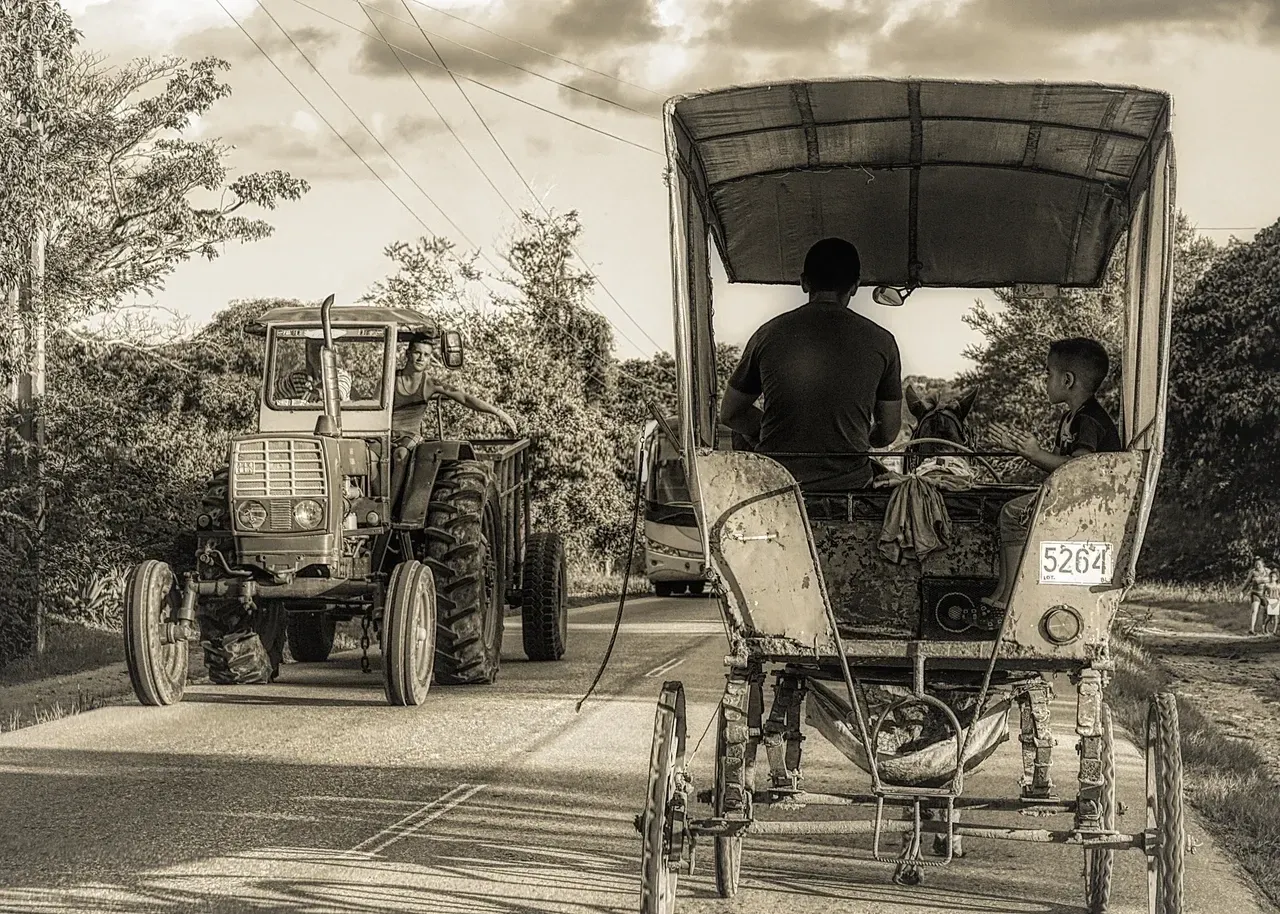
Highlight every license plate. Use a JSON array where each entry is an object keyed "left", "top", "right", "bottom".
[{"left": 1039, "top": 541, "right": 1112, "bottom": 585}]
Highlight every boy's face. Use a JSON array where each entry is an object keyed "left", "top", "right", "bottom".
[{"left": 1044, "top": 355, "right": 1074, "bottom": 405}]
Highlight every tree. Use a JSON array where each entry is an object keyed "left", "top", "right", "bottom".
[
  {"left": 1138, "top": 218, "right": 1280, "bottom": 577},
  {"left": 0, "top": 1, "right": 309, "bottom": 379}
]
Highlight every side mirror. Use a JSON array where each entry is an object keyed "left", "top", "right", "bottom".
[
  {"left": 442, "top": 330, "right": 464, "bottom": 369},
  {"left": 872, "top": 285, "right": 906, "bottom": 307}
]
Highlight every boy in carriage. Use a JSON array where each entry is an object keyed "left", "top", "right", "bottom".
[{"left": 982, "top": 338, "right": 1123, "bottom": 615}]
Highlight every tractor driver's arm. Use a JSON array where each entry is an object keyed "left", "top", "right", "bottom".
[
  {"left": 869, "top": 337, "right": 904, "bottom": 449},
  {"left": 432, "top": 380, "right": 519, "bottom": 437},
  {"left": 720, "top": 331, "right": 765, "bottom": 449}
]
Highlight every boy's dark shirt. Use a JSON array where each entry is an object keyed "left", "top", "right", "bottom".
[
  {"left": 1053, "top": 397, "right": 1122, "bottom": 457},
  {"left": 727, "top": 302, "right": 902, "bottom": 490}
]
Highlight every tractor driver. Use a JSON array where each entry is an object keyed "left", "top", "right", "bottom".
[
  {"left": 719, "top": 237, "right": 903, "bottom": 492},
  {"left": 275, "top": 337, "right": 353, "bottom": 403}
]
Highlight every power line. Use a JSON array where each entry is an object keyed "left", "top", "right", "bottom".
[
  {"left": 403, "top": 0, "right": 664, "bottom": 99},
  {"left": 351, "top": 0, "right": 659, "bottom": 120},
  {"left": 358, "top": 4, "right": 521, "bottom": 221},
  {"left": 248, "top": 0, "right": 506, "bottom": 276},
  {"left": 281, "top": 0, "right": 662, "bottom": 155},
  {"left": 395, "top": 0, "right": 671, "bottom": 361}
]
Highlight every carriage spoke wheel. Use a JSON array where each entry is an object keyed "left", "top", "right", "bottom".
[
  {"left": 1146, "top": 692, "right": 1185, "bottom": 914},
  {"left": 640, "top": 681, "right": 689, "bottom": 914},
  {"left": 1084, "top": 702, "right": 1116, "bottom": 913}
]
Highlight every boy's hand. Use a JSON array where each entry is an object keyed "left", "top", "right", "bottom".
[
  {"left": 495, "top": 409, "right": 518, "bottom": 437},
  {"left": 990, "top": 422, "right": 1041, "bottom": 460}
]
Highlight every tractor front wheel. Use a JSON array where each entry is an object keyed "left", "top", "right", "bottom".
[
  {"left": 382, "top": 560, "right": 437, "bottom": 706},
  {"left": 123, "top": 560, "right": 188, "bottom": 706}
]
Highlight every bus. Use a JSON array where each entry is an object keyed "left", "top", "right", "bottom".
[{"left": 635, "top": 419, "right": 707, "bottom": 597}]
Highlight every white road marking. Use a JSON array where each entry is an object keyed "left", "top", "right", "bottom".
[
  {"left": 350, "top": 783, "right": 486, "bottom": 855},
  {"left": 644, "top": 657, "right": 686, "bottom": 678},
  {"left": 567, "top": 621, "right": 723, "bottom": 635}
]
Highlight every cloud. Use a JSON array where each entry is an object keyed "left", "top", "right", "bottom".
[
  {"left": 176, "top": 19, "right": 340, "bottom": 66},
  {"left": 353, "top": 0, "right": 668, "bottom": 84},
  {"left": 698, "top": 0, "right": 887, "bottom": 53}
]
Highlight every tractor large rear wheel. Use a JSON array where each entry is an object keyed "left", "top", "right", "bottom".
[
  {"left": 201, "top": 605, "right": 280, "bottom": 685},
  {"left": 425, "top": 461, "right": 504, "bottom": 685}
]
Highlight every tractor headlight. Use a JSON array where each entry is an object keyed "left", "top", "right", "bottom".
[
  {"left": 196, "top": 513, "right": 212, "bottom": 529},
  {"left": 236, "top": 501, "right": 267, "bottom": 531},
  {"left": 293, "top": 499, "right": 323, "bottom": 530},
  {"left": 1041, "top": 606, "right": 1083, "bottom": 645}
]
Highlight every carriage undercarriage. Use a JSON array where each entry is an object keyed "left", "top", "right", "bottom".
[{"left": 638, "top": 645, "right": 1186, "bottom": 914}]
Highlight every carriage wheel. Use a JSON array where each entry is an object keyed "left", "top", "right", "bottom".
[
  {"left": 1146, "top": 692, "right": 1185, "bottom": 914},
  {"left": 713, "top": 674, "right": 756, "bottom": 898},
  {"left": 640, "top": 681, "right": 688, "bottom": 914},
  {"left": 1084, "top": 702, "right": 1115, "bottom": 913}
]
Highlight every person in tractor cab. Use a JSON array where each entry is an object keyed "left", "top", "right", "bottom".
[
  {"left": 982, "top": 338, "right": 1123, "bottom": 614},
  {"left": 274, "top": 337, "right": 353, "bottom": 403},
  {"left": 719, "top": 237, "right": 903, "bottom": 491}
]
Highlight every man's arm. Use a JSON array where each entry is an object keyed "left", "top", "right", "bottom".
[
  {"left": 433, "top": 380, "right": 518, "bottom": 435},
  {"left": 719, "top": 387, "right": 762, "bottom": 448},
  {"left": 870, "top": 399, "right": 902, "bottom": 448}
]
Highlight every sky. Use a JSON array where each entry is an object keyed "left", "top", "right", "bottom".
[{"left": 63, "top": 0, "right": 1280, "bottom": 377}]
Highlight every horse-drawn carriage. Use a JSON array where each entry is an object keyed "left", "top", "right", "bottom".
[{"left": 638, "top": 78, "right": 1183, "bottom": 912}]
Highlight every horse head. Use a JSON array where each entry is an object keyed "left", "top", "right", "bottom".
[{"left": 903, "top": 384, "right": 978, "bottom": 474}]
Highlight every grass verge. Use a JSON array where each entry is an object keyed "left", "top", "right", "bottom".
[
  {"left": 1107, "top": 627, "right": 1280, "bottom": 909},
  {"left": 0, "top": 621, "right": 124, "bottom": 688}
]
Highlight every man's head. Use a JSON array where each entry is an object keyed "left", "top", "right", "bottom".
[
  {"left": 1045, "top": 337, "right": 1110, "bottom": 405},
  {"left": 801, "top": 237, "right": 861, "bottom": 303},
  {"left": 404, "top": 333, "right": 443, "bottom": 374}
]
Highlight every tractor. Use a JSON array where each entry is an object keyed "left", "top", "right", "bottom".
[{"left": 123, "top": 295, "right": 568, "bottom": 707}]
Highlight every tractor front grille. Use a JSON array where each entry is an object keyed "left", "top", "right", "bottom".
[{"left": 232, "top": 438, "right": 327, "bottom": 499}]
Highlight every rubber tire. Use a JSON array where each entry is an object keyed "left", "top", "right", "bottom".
[
  {"left": 425, "top": 460, "right": 504, "bottom": 685},
  {"left": 287, "top": 613, "right": 336, "bottom": 662},
  {"left": 714, "top": 696, "right": 744, "bottom": 898},
  {"left": 1147, "top": 692, "right": 1185, "bottom": 914},
  {"left": 201, "top": 466, "right": 230, "bottom": 528},
  {"left": 123, "top": 560, "right": 188, "bottom": 706},
  {"left": 1085, "top": 702, "right": 1115, "bottom": 913},
  {"left": 382, "top": 560, "right": 437, "bottom": 706},
  {"left": 521, "top": 531, "right": 568, "bottom": 661},
  {"left": 654, "top": 582, "right": 676, "bottom": 598},
  {"left": 640, "top": 681, "right": 687, "bottom": 914},
  {"left": 201, "top": 607, "right": 274, "bottom": 685}
]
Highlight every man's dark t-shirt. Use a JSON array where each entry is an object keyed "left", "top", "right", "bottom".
[
  {"left": 1053, "top": 397, "right": 1122, "bottom": 457},
  {"left": 728, "top": 302, "right": 902, "bottom": 490}
]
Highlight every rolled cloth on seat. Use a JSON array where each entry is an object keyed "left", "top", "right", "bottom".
[
  {"left": 875, "top": 456, "right": 977, "bottom": 563},
  {"left": 806, "top": 679, "right": 1012, "bottom": 788}
]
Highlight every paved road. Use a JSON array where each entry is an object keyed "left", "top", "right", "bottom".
[{"left": 0, "top": 596, "right": 1267, "bottom": 913}]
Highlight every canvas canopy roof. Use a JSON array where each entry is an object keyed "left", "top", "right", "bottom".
[{"left": 665, "top": 78, "right": 1171, "bottom": 288}]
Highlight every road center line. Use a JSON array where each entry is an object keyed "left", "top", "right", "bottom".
[
  {"left": 350, "top": 783, "right": 486, "bottom": 855},
  {"left": 644, "top": 656, "right": 685, "bottom": 678}
]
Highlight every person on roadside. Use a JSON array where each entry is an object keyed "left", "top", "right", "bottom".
[{"left": 1241, "top": 557, "right": 1271, "bottom": 636}]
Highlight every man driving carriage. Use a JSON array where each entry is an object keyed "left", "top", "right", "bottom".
[{"left": 720, "top": 237, "right": 903, "bottom": 491}]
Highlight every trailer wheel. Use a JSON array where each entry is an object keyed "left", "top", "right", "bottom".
[
  {"left": 1146, "top": 692, "right": 1185, "bottom": 914},
  {"left": 1084, "top": 702, "right": 1115, "bottom": 913},
  {"left": 287, "top": 613, "right": 336, "bottom": 662},
  {"left": 426, "top": 461, "right": 504, "bottom": 685},
  {"left": 640, "top": 681, "right": 688, "bottom": 914},
  {"left": 123, "top": 560, "right": 188, "bottom": 706},
  {"left": 521, "top": 531, "right": 567, "bottom": 661},
  {"left": 382, "top": 560, "right": 437, "bottom": 706}
]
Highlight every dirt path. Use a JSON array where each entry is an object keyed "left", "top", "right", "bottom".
[{"left": 1129, "top": 595, "right": 1280, "bottom": 783}]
